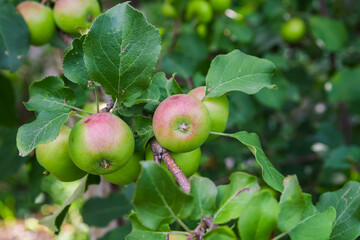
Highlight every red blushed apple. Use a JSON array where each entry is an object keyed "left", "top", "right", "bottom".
[
  {"left": 68, "top": 113, "right": 134, "bottom": 175},
  {"left": 188, "top": 86, "right": 229, "bottom": 139},
  {"left": 153, "top": 94, "right": 211, "bottom": 153}
]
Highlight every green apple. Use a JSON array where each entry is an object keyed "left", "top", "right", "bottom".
[
  {"left": 281, "top": 17, "right": 306, "bottom": 43},
  {"left": 36, "top": 126, "right": 86, "bottom": 182},
  {"left": 210, "top": 0, "right": 231, "bottom": 12},
  {"left": 196, "top": 24, "right": 207, "bottom": 38},
  {"left": 162, "top": 2, "right": 177, "bottom": 18},
  {"left": 188, "top": 86, "right": 229, "bottom": 138},
  {"left": 80, "top": 102, "right": 106, "bottom": 116},
  {"left": 103, "top": 152, "right": 143, "bottom": 185},
  {"left": 53, "top": 0, "right": 101, "bottom": 35},
  {"left": 153, "top": 94, "right": 211, "bottom": 153},
  {"left": 186, "top": 0, "right": 213, "bottom": 23},
  {"left": 68, "top": 112, "right": 134, "bottom": 175},
  {"left": 17, "top": 1, "right": 56, "bottom": 46},
  {"left": 146, "top": 146, "right": 201, "bottom": 178}
]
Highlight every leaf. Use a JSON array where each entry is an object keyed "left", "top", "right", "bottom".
[
  {"left": 223, "top": 131, "right": 285, "bottom": 192},
  {"left": 309, "top": 16, "right": 348, "bottom": 52},
  {"left": 213, "top": 172, "right": 260, "bottom": 224},
  {"left": 328, "top": 67, "right": 360, "bottom": 103},
  {"left": 204, "top": 50, "right": 276, "bottom": 98},
  {"left": 203, "top": 226, "right": 237, "bottom": 240},
  {"left": 16, "top": 76, "right": 75, "bottom": 156},
  {"left": 289, "top": 206, "right": 336, "bottom": 240},
  {"left": 128, "top": 212, "right": 170, "bottom": 232},
  {"left": 0, "top": 1, "right": 29, "bottom": 72},
  {"left": 162, "top": 53, "right": 196, "bottom": 79},
  {"left": 187, "top": 176, "right": 217, "bottom": 221},
  {"left": 151, "top": 72, "right": 183, "bottom": 101},
  {"left": 126, "top": 231, "right": 167, "bottom": 240},
  {"left": 0, "top": 74, "right": 18, "bottom": 127},
  {"left": 324, "top": 145, "right": 360, "bottom": 170},
  {"left": 99, "top": 223, "right": 132, "bottom": 240},
  {"left": 278, "top": 175, "right": 306, "bottom": 232},
  {"left": 316, "top": 181, "right": 360, "bottom": 240},
  {"left": 83, "top": 3, "right": 161, "bottom": 102},
  {"left": 237, "top": 190, "right": 280, "bottom": 240},
  {"left": 132, "top": 115, "right": 154, "bottom": 152},
  {"left": 132, "top": 162, "right": 193, "bottom": 230},
  {"left": 63, "top": 35, "right": 93, "bottom": 89},
  {"left": 82, "top": 193, "right": 132, "bottom": 227}
]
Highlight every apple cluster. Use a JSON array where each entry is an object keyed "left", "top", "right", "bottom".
[
  {"left": 35, "top": 86, "right": 229, "bottom": 186},
  {"left": 16, "top": 0, "right": 100, "bottom": 46}
]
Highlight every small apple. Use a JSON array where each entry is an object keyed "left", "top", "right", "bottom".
[
  {"left": 68, "top": 112, "right": 134, "bottom": 175},
  {"left": 17, "top": 1, "right": 56, "bottom": 46},
  {"left": 153, "top": 94, "right": 211, "bottom": 153},
  {"left": 80, "top": 102, "right": 106, "bottom": 116},
  {"left": 196, "top": 24, "right": 207, "bottom": 38},
  {"left": 103, "top": 152, "right": 143, "bottom": 185},
  {"left": 36, "top": 126, "right": 86, "bottom": 182},
  {"left": 188, "top": 86, "right": 229, "bottom": 138},
  {"left": 162, "top": 2, "right": 177, "bottom": 18},
  {"left": 186, "top": 0, "right": 213, "bottom": 23},
  {"left": 210, "top": 0, "right": 231, "bottom": 12},
  {"left": 53, "top": 0, "right": 101, "bottom": 35},
  {"left": 281, "top": 17, "right": 306, "bottom": 43},
  {"left": 146, "top": 146, "right": 201, "bottom": 178}
]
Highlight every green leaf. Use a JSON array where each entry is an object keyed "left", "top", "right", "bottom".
[
  {"left": 99, "top": 223, "right": 132, "bottom": 240},
  {"left": 0, "top": 1, "right": 29, "bottom": 72},
  {"left": 204, "top": 50, "right": 276, "bottom": 98},
  {"left": 0, "top": 74, "right": 18, "bottom": 127},
  {"left": 132, "top": 162, "right": 192, "bottom": 230},
  {"left": 16, "top": 76, "right": 75, "bottom": 156},
  {"left": 187, "top": 176, "right": 217, "bottom": 221},
  {"left": 278, "top": 175, "right": 306, "bottom": 232},
  {"left": 63, "top": 35, "right": 92, "bottom": 89},
  {"left": 151, "top": 72, "right": 183, "bottom": 101},
  {"left": 316, "top": 181, "right": 360, "bottom": 240},
  {"left": 221, "top": 131, "right": 285, "bottom": 192},
  {"left": 203, "top": 226, "right": 237, "bottom": 240},
  {"left": 324, "top": 145, "right": 360, "bottom": 170},
  {"left": 126, "top": 231, "right": 167, "bottom": 240},
  {"left": 128, "top": 212, "right": 170, "bottom": 232},
  {"left": 162, "top": 53, "right": 196, "bottom": 79},
  {"left": 83, "top": 3, "right": 161, "bottom": 102},
  {"left": 132, "top": 115, "right": 154, "bottom": 152},
  {"left": 213, "top": 172, "right": 260, "bottom": 224},
  {"left": 309, "top": 16, "right": 348, "bottom": 52},
  {"left": 328, "top": 67, "right": 360, "bottom": 103},
  {"left": 82, "top": 193, "right": 132, "bottom": 227},
  {"left": 238, "top": 190, "right": 280, "bottom": 240},
  {"left": 289, "top": 206, "right": 336, "bottom": 240}
]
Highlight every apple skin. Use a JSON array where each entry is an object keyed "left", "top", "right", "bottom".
[
  {"left": 146, "top": 146, "right": 201, "bottom": 178},
  {"left": 80, "top": 102, "right": 106, "bottom": 117},
  {"left": 17, "top": 1, "right": 56, "bottom": 46},
  {"left": 188, "top": 86, "right": 229, "bottom": 139},
  {"left": 36, "top": 126, "right": 86, "bottom": 182},
  {"left": 153, "top": 94, "right": 211, "bottom": 153},
  {"left": 162, "top": 2, "right": 177, "bottom": 18},
  {"left": 210, "top": 0, "right": 231, "bottom": 12},
  {"left": 68, "top": 113, "right": 135, "bottom": 175},
  {"left": 53, "top": 0, "right": 101, "bottom": 35},
  {"left": 186, "top": 0, "right": 213, "bottom": 23},
  {"left": 281, "top": 18, "right": 306, "bottom": 43},
  {"left": 103, "top": 152, "right": 143, "bottom": 185}
]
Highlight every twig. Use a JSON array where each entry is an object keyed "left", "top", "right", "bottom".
[
  {"left": 149, "top": 138, "right": 191, "bottom": 194},
  {"left": 188, "top": 217, "right": 216, "bottom": 240},
  {"left": 167, "top": 18, "right": 182, "bottom": 54},
  {"left": 100, "top": 99, "right": 114, "bottom": 113}
]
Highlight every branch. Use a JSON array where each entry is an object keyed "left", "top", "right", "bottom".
[
  {"left": 188, "top": 217, "right": 217, "bottom": 240},
  {"left": 100, "top": 99, "right": 114, "bottom": 113},
  {"left": 149, "top": 138, "right": 191, "bottom": 194}
]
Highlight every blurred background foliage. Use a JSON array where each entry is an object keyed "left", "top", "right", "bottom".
[{"left": 1, "top": 0, "right": 360, "bottom": 239}]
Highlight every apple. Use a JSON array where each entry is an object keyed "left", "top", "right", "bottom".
[
  {"left": 196, "top": 24, "right": 207, "bottom": 38},
  {"left": 81, "top": 102, "right": 106, "bottom": 116},
  {"left": 17, "top": 1, "right": 56, "bottom": 46},
  {"left": 68, "top": 112, "right": 134, "bottom": 175},
  {"left": 210, "top": 0, "right": 231, "bottom": 12},
  {"left": 146, "top": 146, "right": 201, "bottom": 178},
  {"left": 53, "top": 0, "right": 101, "bottom": 35},
  {"left": 281, "top": 17, "right": 306, "bottom": 43},
  {"left": 103, "top": 152, "right": 143, "bottom": 185},
  {"left": 152, "top": 94, "right": 211, "bottom": 153},
  {"left": 188, "top": 86, "right": 229, "bottom": 138},
  {"left": 186, "top": 0, "right": 213, "bottom": 23},
  {"left": 162, "top": 2, "right": 177, "bottom": 18},
  {"left": 36, "top": 126, "right": 86, "bottom": 182}
]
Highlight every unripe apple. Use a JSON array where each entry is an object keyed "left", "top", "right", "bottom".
[
  {"left": 53, "top": 0, "right": 101, "bottom": 35},
  {"left": 210, "top": 0, "right": 231, "bottom": 12},
  {"left": 162, "top": 2, "right": 177, "bottom": 18},
  {"left": 36, "top": 126, "right": 86, "bottom": 182},
  {"left": 68, "top": 113, "right": 135, "bottom": 175},
  {"left": 186, "top": 0, "right": 213, "bottom": 23},
  {"left": 196, "top": 24, "right": 207, "bottom": 38},
  {"left": 153, "top": 94, "right": 211, "bottom": 153},
  {"left": 103, "top": 152, "right": 142, "bottom": 185},
  {"left": 80, "top": 102, "right": 106, "bottom": 117},
  {"left": 145, "top": 146, "right": 201, "bottom": 178},
  {"left": 17, "top": 1, "right": 56, "bottom": 46},
  {"left": 281, "top": 17, "right": 306, "bottom": 43},
  {"left": 188, "top": 86, "right": 229, "bottom": 138}
]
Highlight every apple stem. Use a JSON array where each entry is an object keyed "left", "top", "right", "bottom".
[{"left": 149, "top": 138, "right": 191, "bottom": 194}]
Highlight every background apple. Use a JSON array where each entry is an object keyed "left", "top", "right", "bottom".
[
  {"left": 186, "top": 0, "right": 213, "bottom": 23},
  {"left": 53, "top": 0, "right": 101, "bottom": 35},
  {"left": 17, "top": 1, "right": 56, "bottom": 46},
  {"left": 36, "top": 126, "right": 86, "bottom": 182},
  {"left": 162, "top": 2, "right": 177, "bottom": 18},
  {"left": 152, "top": 94, "right": 211, "bottom": 153},
  {"left": 68, "top": 113, "right": 134, "bottom": 175},
  {"left": 210, "top": 0, "right": 231, "bottom": 12},
  {"left": 281, "top": 17, "right": 306, "bottom": 43},
  {"left": 81, "top": 102, "right": 107, "bottom": 116}
]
